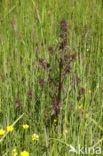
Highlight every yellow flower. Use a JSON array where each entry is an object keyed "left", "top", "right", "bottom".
[
  {"left": 88, "top": 90, "right": 91, "bottom": 93},
  {"left": 20, "top": 150, "right": 29, "bottom": 156},
  {"left": 32, "top": 133, "right": 39, "bottom": 141},
  {"left": 22, "top": 124, "right": 29, "bottom": 129},
  {"left": 53, "top": 119, "right": 57, "bottom": 123},
  {"left": 11, "top": 148, "right": 18, "bottom": 156},
  {"left": 63, "top": 129, "right": 68, "bottom": 135},
  {"left": 6, "top": 125, "right": 14, "bottom": 132},
  {"left": 0, "top": 129, "right": 6, "bottom": 136}
]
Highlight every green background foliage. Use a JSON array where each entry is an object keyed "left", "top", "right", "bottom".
[{"left": 0, "top": 0, "right": 103, "bottom": 155}]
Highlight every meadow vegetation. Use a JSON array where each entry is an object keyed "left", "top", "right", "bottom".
[{"left": 0, "top": 0, "right": 103, "bottom": 155}]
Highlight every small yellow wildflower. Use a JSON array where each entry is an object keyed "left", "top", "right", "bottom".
[
  {"left": 53, "top": 119, "right": 57, "bottom": 123},
  {"left": 6, "top": 125, "right": 14, "bottom": 132},
  {"left": 32, "top": 133, "right": 39, "bottom": 141},
  {"left": 0, "top": 129, "right": 6, "bottom": 136},
  {"left": 20, "top": 150, "right": 29, "bottom": 156},
  {"left": 22, "top": 124, "right": 29, "bottom": 129},
  {"left": 64, "top": 129, "right": 68, "bottom": 134},
  {"left": 11, "top": 148, "right": 18, "bottom": 156},
  {"left": 88, "top": 90, "right": 91, "bottom": 93}
]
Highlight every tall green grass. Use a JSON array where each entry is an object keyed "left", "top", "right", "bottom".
[{"left": 0, "top": 0, "right": 103, "bottom": 155}]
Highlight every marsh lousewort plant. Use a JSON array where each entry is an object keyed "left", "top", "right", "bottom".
[{"left": 38, "top": 19, "right": 77, "bottom": 126}]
